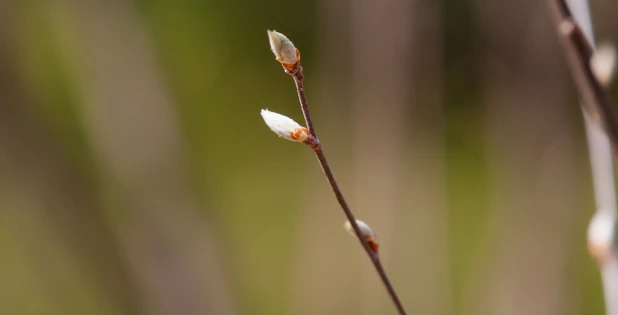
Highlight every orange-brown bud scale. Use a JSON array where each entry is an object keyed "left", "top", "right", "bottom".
[
  {"left": 365, "top": 235, "right": 379, "bottom": 253},
  {"left": 289, "top": 127, "right": 309, "bottom": 141},
  {"left": 279, "top": 49, "right": 301, "bottom": 72},
  {"left": 588, "top": 240, "right": 608, "bottom": 264}
]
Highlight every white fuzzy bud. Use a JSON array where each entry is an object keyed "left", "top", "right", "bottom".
[
  {"left": 591, "top": 42, "right": 616, "bottom": 86},
  {"left": 267, "top": 30, "right": 299, "bottom": 66},
  {"left": 587, "top": 210, "right": 616, "bottom": 263},
  {"left": 343, "top": 219, "right": 379, "bottom": 253},
  {"left": 261, "top": 109, "right": 316, "bottom": 146}
]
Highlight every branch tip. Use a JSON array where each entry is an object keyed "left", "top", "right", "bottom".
[{"left": 267, "top": 30, "right": 299, "bottom": 69}]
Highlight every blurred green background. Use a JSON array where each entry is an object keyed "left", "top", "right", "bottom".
[{"left": 1, "top": 0, "right": 617, "bottom": 314}]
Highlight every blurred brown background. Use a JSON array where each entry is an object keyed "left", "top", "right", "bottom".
[{"left": 1, "top": 0, "right": 617, "bottom": 314}]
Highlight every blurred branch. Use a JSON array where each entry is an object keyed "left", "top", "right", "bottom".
[
  {"left": 548, "top": 0, "right": 618, "bottom": 155},
  {"left": 548, "top": 1, "right": 618, "bottom": 315}
]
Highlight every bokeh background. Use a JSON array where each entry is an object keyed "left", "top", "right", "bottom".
[{"left": 1, "top": 0, "right": 618, "bottom": 314}]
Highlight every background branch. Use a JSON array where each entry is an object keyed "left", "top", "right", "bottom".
[
  {"left": 548, "top": 1, "right": 618, "bottom": 315},
  {"left": 549, "top": 0, "right": 618, "bottom": 156}
]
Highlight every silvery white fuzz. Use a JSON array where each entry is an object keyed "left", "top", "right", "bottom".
[
  {"left": 267, "top": 30, "right": 299, "bottom": 66},
  {"left": 260, "top": 109, "right": 310, "bottom": 143}
]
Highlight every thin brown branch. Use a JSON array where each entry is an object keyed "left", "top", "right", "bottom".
[
  {"left": 289, "top": 67, "right": 317, "bottom": 135},
  {"left": 548, "top": 0, "right": 618, "bottom": 157},
  {"left": 313, "top": 147, "right": 408, "bottom": 315},
  {"left": 286, "top": 65, "right": 408, "bottom": 315}
]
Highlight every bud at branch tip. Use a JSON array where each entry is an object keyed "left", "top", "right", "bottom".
[{"left": 267, "top": 30, "right": 300, "bottom": 71}]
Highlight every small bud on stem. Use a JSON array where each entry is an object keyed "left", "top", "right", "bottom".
[
  {"left": 267, "top": 30, "right": 300, "bottom": 72},
  {"left": 260, "top": 109, "right": 318, "bottom": 148},
  {"left": 344, "top": 219, "right": 380, "bottom": 254},
  {"left": 588, "top": 210, "right": 617, "bottom": 264},
  {"left": 591, "top": 42, "right": 617, "bottom": 87}
]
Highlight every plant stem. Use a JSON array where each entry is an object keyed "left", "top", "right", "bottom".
[
  {"left": 313, "top": 147, "right": 408, "bottom": 315},
  {"left": 548, "top": 0, "right": 618, "bottom": 157},
  {"left": 548, "top": 1, "right": 618, "bottom": 315},
  {"left": 287, "top": 66, "right": 408, "bottom": 315},
  {"left": 290, "top": 68, "right": 317, "bottom": 135}
]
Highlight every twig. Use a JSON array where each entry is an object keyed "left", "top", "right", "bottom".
[
  {"left": 548, "top": 0, "right": 618, "bottom": 156},
  {"left": 288, "top": 60, "right": 408, "bottom": 315},
  {"left": 289, "top": 69, "right": 316, "bottom": 135},
  {"left": 548, "top": 1, "right": 618, "bottom": 315},
  {"left": 312, "top": 145, "right": 407, "bottom": 314},
  {"left": 266, "top": 30, "right": 407, "bottom": 315}
]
